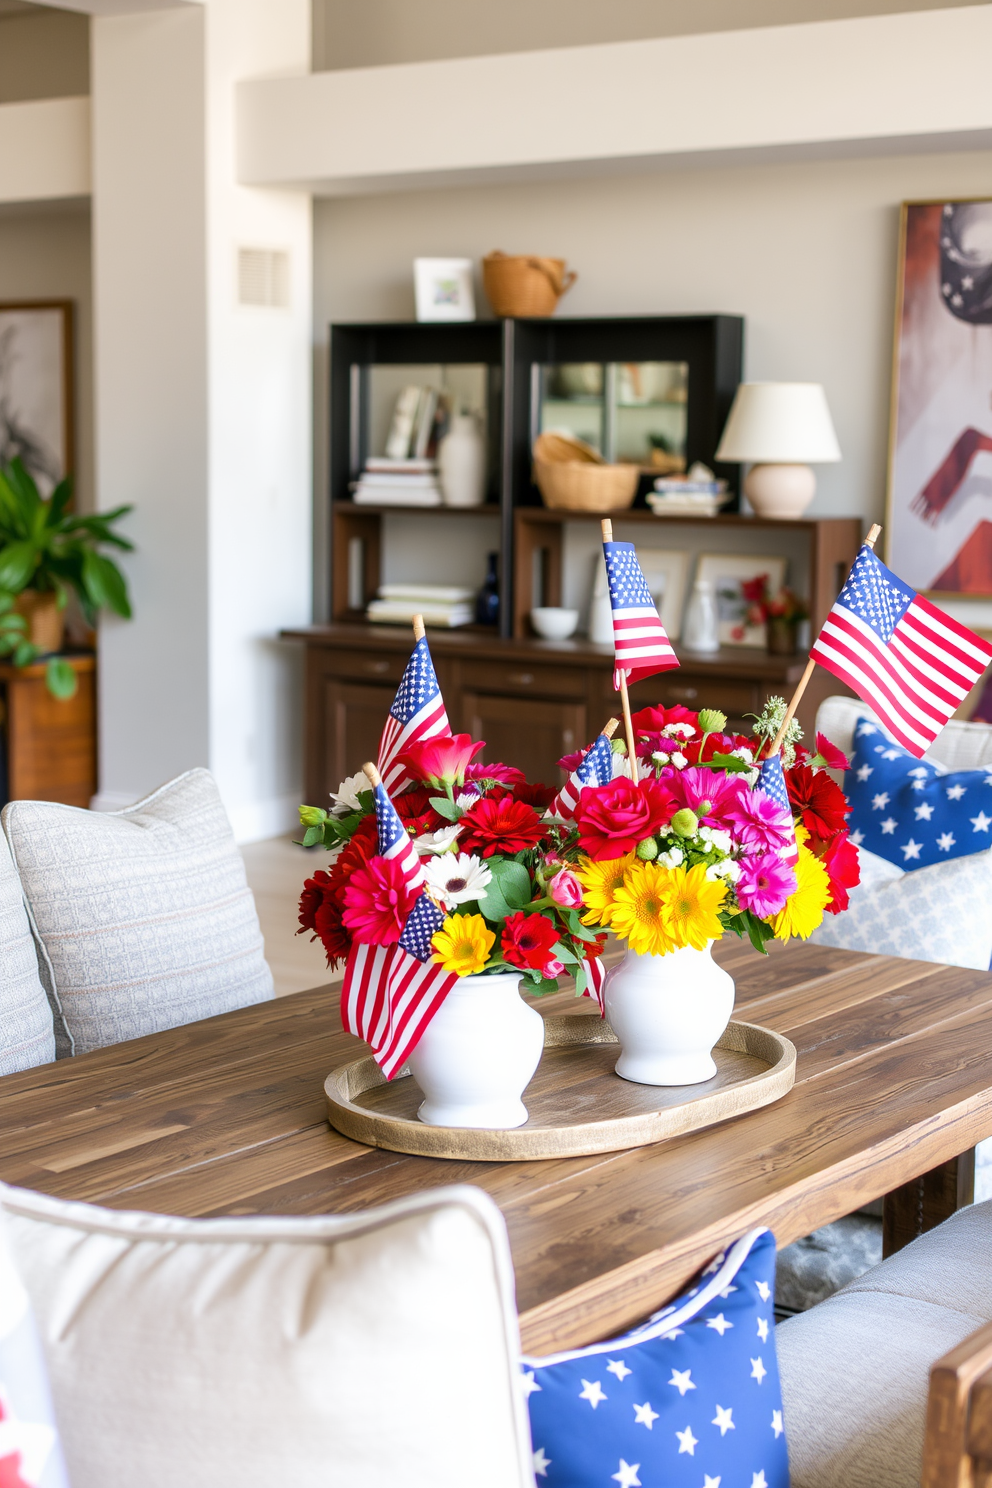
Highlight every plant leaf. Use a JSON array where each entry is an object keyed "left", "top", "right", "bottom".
[
  {"left": 45, "top": 656, "right": 77, "bottom": 700},
  {"left": 0, "top": 541, "right": 37, "bottom": 593},
  {"left": 429, "top": 795, "right": 462, "bottom": 822}
]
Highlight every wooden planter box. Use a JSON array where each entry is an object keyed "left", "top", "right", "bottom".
[{"left": 0, "top": 653, "right": 96, "bottom": 809}]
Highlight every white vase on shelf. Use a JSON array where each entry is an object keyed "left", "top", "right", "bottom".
[
  {"left": 604, "top": 944, "right": 734, "bottom": 1086},
  {"left": 407, "top": 972, "right": 544, "bottom": 1128},
  {"left": 682, "top": 577, "right": 720, "bottom": 653},
  {"left": 438, "top": 411, "right": 486, "bottom": 507}
]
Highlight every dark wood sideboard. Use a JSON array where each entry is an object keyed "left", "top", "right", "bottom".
[{"left": 283, "top": 625, "right": 848, "bottom": 805}]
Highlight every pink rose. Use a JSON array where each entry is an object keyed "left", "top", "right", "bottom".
[
  {"left": 549, "top": 868, "right": 583, "bottom": 909},
  {"left": 542, "top": 958, "right": 566, "bottom": 979}
]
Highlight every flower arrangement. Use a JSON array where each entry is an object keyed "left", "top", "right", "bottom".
[
  {"left": 297, "top": 696, "right": 858, "bottom": 991},
  {"left": 569, "top": 699, "right": 859, "bottom": 958},
  {"left": 297, "top": 734, "right": 607, "bottom": 997}
]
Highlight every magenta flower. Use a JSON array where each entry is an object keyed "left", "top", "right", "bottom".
[
  {"left": 727, "top": 787, "right": 795, "bottom": 854},
  {"left": 548, "top": 868, "right": 583, "bottom": 909},
  {"left": 736, "top": 853, "right": 797, "bottom": 917},
  {"left": 542, "top": 957, "right": 566, "bottom": 978},
  {"left": 660, "top": 766, "right": 747, "bottom": 829}
]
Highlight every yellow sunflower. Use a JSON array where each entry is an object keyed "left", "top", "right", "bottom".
[
  {"left": 659, "top": 863, "right": 727, "bottom": 951},
  {"left": 610, "top": 861, "right": 677, "bottom": 957},
  {"left": 770, "top": 844, "right": 832, "bottom": 941},
  {"left": 576, "top": 852, "right": 636, "bottom": 929},
  {"left": 431, "top": 913, "right": 495, "bottom": 975}
]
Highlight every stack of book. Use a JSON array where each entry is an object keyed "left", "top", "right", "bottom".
[
  {"left": 366, "top": 583, "right": 475, "bottom": 629},
  {"left": 352, "top": 458, "right": 442, "bottom": 507}
]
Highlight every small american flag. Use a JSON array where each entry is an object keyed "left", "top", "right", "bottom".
[
  {"left": 377, "top": 635, "right": 450, "bottom": 794},
  {"left": 757, "top": 752, "right": 799, "bottom": 866},
  {"left": 549, "top": 731, "right": 616, "bottom": 821},
  {"left": 810, "top": 545, "right": 992, "bottom": 758},
  {"left": 341, "top": 780, "right": 457, "bottom": 1079},
  {"left": 580, "top": 955, "right": 607, "bottom": 1014},
  {"left": 604, "top": 540, "right": 679, "bottom": 688}
]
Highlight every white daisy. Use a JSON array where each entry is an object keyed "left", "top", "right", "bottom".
[
  {"left": 330, "top": 770, "right": 368, "bottom": 817},
  {"left": 413, "top": 824, "right": 463, "bottom": 855},
  {"left": 423, "top": 852, "right": 492, "bottom": 910}
]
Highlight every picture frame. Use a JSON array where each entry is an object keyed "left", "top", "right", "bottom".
[
  {"left": 633, "top": 548, "right": 690, "bottom": 641},
  {"left": 886, "top": 198, "right": 992, "bottom": 596},
  {"left": 0, "top": 300, "right": 74, "bottom": 494},
  {"left": 413, "top": 258, "right": 476, "bottom": 323},
  {"left": 695, "top": 552, "right": 788, "bottom": 648}
]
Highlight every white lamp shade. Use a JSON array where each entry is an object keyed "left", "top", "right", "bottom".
[{"left": 715, "top": 382, "right": 841, "bottom": 464}]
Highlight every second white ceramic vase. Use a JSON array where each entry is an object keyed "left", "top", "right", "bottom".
[
  {"left": 407, "top": 971, "right": 544, "bottom": 1128},
  {"left": 604, "top": 944, "right": 735, "bottom": 1086},
  {"left": 438, "top": 411, "right": 486, "bottom": 507}
]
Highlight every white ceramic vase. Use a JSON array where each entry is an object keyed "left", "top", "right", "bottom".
[
  {"left": 604, "top": 943, "right": 735, "bottom": 1086},
  {"left": 438, "top": 412, "right": 486, "bottom": 507},
  {"left": 407, "top": 972, "right": 544, "bottom": 1128}
]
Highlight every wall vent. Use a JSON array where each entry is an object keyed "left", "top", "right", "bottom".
[{"left": 238, "top": 248, "right": 290, "bottom": 308}]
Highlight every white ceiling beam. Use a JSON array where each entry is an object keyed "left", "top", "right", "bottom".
[{"left": 237, "top": 5, "right": 992, "bottom": 195}]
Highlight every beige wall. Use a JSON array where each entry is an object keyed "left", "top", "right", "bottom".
[
  {"left": 0, "top": 201, "right": 93, "bottom": 512},
  {"left": 313, "top": 0, "right": 992, "bottom": 68},
  {"left": 0, "top": 6, "right": 88, "bottom": 103},
  {"left": 313, "top": 143, "right": 992, "bottom": 557}
]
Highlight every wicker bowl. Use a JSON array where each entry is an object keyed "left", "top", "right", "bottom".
[
  {"left": 482, "top": 252, "right": 577, "bottom": 318},
  {"left": 534, "top": 459, "right": 639, "bottom": 512}
]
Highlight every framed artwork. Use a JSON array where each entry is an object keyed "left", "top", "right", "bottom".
[
  {"left": 695, "top": 552, "right": 787, "bottom": 648},
  {"left": 635, "top": 549, "right": 690, "bottom": 640},
  {"left": 413, "top": 258, "right": 475, "bottom": 323},
  {"left": 0, "top": 301, "right": 73, "bottom": 494},
  {"left": 887, "top": 199, "right": 992, "bottom": 595}
]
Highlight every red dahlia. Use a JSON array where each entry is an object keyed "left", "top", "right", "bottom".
[
  {"left": 458, "top": 796, "right": 546, "bottom": 858},
  {"left": 785, "top": 764, "right": 850, "bottom": 841},
  {"left": 820, "top": 830, "right": 861, "bottom": 914}
]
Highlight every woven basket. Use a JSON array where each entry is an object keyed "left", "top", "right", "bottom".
[
  {"left": 533, "top": 430, "right": 602, "bottom": 465},
  {"left": 482, "top": 252, "right": 577, "bottom": 318},
  {"left": 534, "top": 460, "right": 639, "bottom": 512}
]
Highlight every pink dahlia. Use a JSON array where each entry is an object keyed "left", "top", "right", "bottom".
[
  {"left": 661, "top": 766, "right": 747, "bottom": 829},
  {"left": 341, "top": 854, "right": 420, "bottom": 944},
  {"left": 736, "top": 853, "right": 797, "bottom": 917},
  {"left": 725, "top": 786, "right": 795, "bottom": 854}
]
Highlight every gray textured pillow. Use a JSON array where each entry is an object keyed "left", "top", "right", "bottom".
[
  {"left": 0, "top": 831, "right": 55, "bottom": 1073},
  {"left": 2, "top": 769, "right": 274, "bottom": 1056}
]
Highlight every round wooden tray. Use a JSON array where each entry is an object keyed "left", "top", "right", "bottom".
[{"left": 324, "top": 1012, "right": 796, "bottom": 1162}]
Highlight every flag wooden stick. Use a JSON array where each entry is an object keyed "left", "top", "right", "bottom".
[
  {"left": 412, "top": 614, "right": 426, "bottom": 642},
  {"left": 766, "top": 522, "right": 882, "bottom": 758},
  {"left": 362, "top": 762, "right": 381, "bottom": 789},
  {"left": 603, "top": 717, "right": 620, "bottom": 738},
  {"left": 601, "top": 519, "right": 639, "bottom": 782}
]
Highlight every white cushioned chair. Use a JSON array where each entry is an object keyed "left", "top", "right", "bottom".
[
  {"left": 779, "top": 1198, "right": 992, "bottom": 1488},
  {"left": 0, "top": 831, "right": 55, "bottom": 1074},
  {"left": 815, "top": 693, "right": 992, "bottom": 776},
  {"left": 0, "top": 1181, "right": 535, "bottom": 1488},
  {"left": 1, "top": 768, "right": 274, "bottom": 1056}
]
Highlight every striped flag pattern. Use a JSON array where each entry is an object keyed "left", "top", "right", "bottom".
[
  {"left": 757, "top": 752, "right": 799, "bottom": 866},
  {"left": 341, "top": 781, "right": 457, "bottom": 1079},
  {"left": 549, "top": 731, "right": 616, "bottom": 821},
  {"left": 377, "top": 635, "right": 451, "bottom": 795},
  {"left": 810, "top": 545, "right": 992, "bottom": 758},
  {"left": 580, "top": 955, "right": 607, "bottom": 1014},
  {"left": 604, "top": 540, "right": 679, "bottom": 689}
]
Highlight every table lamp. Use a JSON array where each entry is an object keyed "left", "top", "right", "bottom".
[{"left": 715, "top": 382, "right": 841, "bottom": 518}]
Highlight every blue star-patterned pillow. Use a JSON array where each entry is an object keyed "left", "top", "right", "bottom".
[
  {"left": 846, "top": 716, "right": 992, "bottom": 868},
  {"left": 522, "top": 1228, "right": 788, "bottom": 1488}
]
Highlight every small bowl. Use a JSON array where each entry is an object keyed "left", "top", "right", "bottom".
[{"left": 530, "top": 607, "right": 579, "bottom": 640}]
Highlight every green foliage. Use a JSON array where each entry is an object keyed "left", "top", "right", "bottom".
[
  {"left": 477, "top": 859, "right": 531, "bottom": 922},
  {"left": 0, "top": 459, "right": 133, "bottom": 626},
  {"left": 724, "top": 907, "right": 774, "bottom": 954}
]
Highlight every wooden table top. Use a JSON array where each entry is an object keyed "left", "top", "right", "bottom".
[{"left": 3, "top": 939, "right": 992, "bottom": 1355}]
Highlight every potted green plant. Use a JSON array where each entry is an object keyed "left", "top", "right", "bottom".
[{"left": 0, "top": 459, "right": 133, "bottom": 698}]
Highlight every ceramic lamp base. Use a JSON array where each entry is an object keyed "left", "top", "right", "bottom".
[{"left": 744, "top": 462, "right": 816, "bottom": 519}]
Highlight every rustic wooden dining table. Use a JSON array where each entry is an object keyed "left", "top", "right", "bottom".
[{"left": 2, "top": 938, "right": 992, "bottom": 1355}]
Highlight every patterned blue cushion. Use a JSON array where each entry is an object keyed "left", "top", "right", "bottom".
[
  {"left": 522, "top": 1228, "right": 788, "bottom": 1487},
  {"left": 846, "top": 716, "right": 992, "bottom": 868}
]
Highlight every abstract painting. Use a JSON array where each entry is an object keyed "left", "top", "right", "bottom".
[
  {"left": 0, "top": 302, "right": 73, "bottom": 494},
  {"left": 888, "top": 200, "right": 992, "bottom": 594}
]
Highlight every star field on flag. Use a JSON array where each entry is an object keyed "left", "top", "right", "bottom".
[
  {"left": 604, "top": 541, "right": 679, "bottom": 689},
  {"left": 377, "top": 635, "right": 450, "bottom": 794}
]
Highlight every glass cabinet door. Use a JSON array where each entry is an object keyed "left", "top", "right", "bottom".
[{"left": 536, "top": 359, "right": 688, "bottom": 472}]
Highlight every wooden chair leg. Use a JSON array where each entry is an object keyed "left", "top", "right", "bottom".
[
  {"left": 883, "top": 1150, "right": 976, "bottom": 1259},
  {"left": 924, "top": 1322, "right": 992, "bottom": 1488}
]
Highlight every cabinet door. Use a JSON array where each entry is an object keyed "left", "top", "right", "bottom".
[
  {"left": 461, "top": 691, "right": 585, "bottom": 786},
  {"left": 317, "top": 678, "right": 396, "bottom": 802}
]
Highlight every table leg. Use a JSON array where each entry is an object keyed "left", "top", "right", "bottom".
[{"left": 883, "top": 1150, "right": 976, "bottom": 1258}]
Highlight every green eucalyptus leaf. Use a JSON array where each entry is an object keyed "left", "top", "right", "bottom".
[
  {"left": 702, "top": 752, "right": 754, "bottom": 774},
  {"left": 488, "top": 859, "right": 531, "bottom": 909},
  {"left": 523, "top": 974, "right": 560, "bottom": 997},
  {"left": 45, "top": 656, "right": 77, "bottom": 700},
  {"left": 301, "top": 825, "right": 324, "bottom": 847},
  {"left": 429, "top": 795, "right": 462, "bottom": 823}
]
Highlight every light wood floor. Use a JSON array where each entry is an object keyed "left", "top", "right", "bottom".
[{"left": 241, "top": 834, "right": 342, "bottom": 997}]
